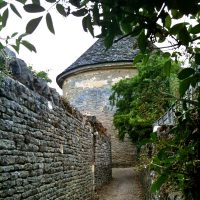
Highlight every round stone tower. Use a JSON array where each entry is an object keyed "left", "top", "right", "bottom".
[{"left": 57, "top": 37, "right": 138, "bottom": 167}]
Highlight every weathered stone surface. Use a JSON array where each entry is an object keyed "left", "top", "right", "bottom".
[
  {"left": 62, "top": 66, "right": 137, "bottom": 167},
  {"left": 0, "top": 76, "right": 112, "bottom": 200}
]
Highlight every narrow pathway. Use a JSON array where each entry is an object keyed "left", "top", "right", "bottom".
[{"left": 97, "top": 168, "right": 144, "bottom": 200}]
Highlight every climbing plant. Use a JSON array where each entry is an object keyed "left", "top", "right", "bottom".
[
  {"left": 110, "top": 51, "right": 180, "bottom": 144},
  {"left": 28, "top": 65, "right": 52, "bottom": 83}
]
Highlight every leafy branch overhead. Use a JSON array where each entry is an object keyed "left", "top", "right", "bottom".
[{"left": 1, "top": 0, "right": 200, "bottom": 59}]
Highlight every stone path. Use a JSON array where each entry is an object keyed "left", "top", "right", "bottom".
[{"left": 97, "top": 168, "right": 144, "bottom": 200}]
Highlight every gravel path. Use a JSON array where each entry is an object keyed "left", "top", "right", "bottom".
[{"left": 97, "top": 168, "right": 144, "bottom": 200}]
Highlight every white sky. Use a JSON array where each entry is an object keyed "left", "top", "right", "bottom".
[{"left": 1, "top": 1, "right": 97, "bottom": 94}]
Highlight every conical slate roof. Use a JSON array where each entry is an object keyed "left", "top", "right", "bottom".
[{"left": 57, "top": 36, "right": 139, "bottom": 88}]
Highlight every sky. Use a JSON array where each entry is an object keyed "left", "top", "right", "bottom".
[{"left": 1, "top": 1, "right": 97, "bottom": 94}]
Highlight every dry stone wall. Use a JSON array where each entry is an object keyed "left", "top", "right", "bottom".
[
  {"left": 0, "top": 76, "right": 111, "bottom": 200},
  {"left": 94, "top": 133, "right": 112, "bottom": 189}
]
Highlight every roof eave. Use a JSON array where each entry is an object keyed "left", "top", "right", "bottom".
[{"left": 56, "top": 61, "right": 135, "bottom": 88}]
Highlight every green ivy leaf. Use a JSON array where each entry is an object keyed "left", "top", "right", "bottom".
[
  {"left": 46, "top": 13, "right": 55, "bottom": 34},
  {"left": 178, "top": 68, "right": 195, "bottom": 80},
  {"left": 138, "top": 30, "right": 146, "bottom": 53},
  {"left": 2, "top": 8, "right": 9, "bottom": 27},
  {"left": 151, "top": 174, "right": 168, "bottom": 193},
  {"left": 26, "top": 16, "right": 43, "bottom": 34},
  {"left": 56, "top": 4, "right": 67, "bottom": 17},
  {"left": 21, "top": 40, "right": 36, "bottom": 52},
  {"left": 24, "top": 4, "right": 45, "bottom": 13},
  {"left": 10, "top": 4, "right": 22, "bottom": 18}
]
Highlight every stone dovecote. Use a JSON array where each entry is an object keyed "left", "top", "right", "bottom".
[{"left": 57, "top": 37, "right": 138, "bottom": 167}]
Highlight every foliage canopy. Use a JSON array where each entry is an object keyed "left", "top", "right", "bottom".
[
  {"left": 110, "top": 52, "right": 180, "bottom": 143},
  {"left": 0, "top": 0, "right": 200, "bottom": 199}
]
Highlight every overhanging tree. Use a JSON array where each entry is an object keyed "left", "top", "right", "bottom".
[{"left": 0, "top": 0, "right": 200, "bottom": 199}]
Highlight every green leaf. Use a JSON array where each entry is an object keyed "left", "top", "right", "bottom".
[
  {"left": 10, "top": 4, "right": 22, "bottom": 18},
  {"left": 195, "top": 53, "right": 200, "bottom": 64},
  {"left": 162, "top": 52, "right": 171, "bottom": 58},
  {"left": 133, "top": 54, "right": 143, "bottom": 64},
  {"left": 21, "top": 40, "right": 36, "bottom": 52},
  {"left": 72, "top": 8, "right": 87, "bottom": 17},
  {"left": 132, "top": 26, "right": 142, "bottom": 36},
  {"left": 0, "top": 1, "right": 7, "bottom": 9},
  {"left": 150, "top": 132, "right": 157, "bottom": 142},
  {"left": 24, "top": 4, "right": 45, "bottom": 13},
  {"left": 190, "top": 74, "right": 199, "bottom": 88},
  {"left": 179, "top": 77, "right": 192, "bottom": 97},
  {"left": 2, "top": 8, "right": 9, "bottom": 27},
  {"left": 32, "top": 0, "right": 40, "bottom": 4},
  {"left": 165, "top": 15, "right": 171, "bottom": 29},
  {"left": 69, "top": 0, "right": 80, "bottom": 8},
  {"left": 190, "top": 23, "right": 200, "bottom": 34},
  {"left": 171, "top": 9, "right": 183, "bottom": 19},
  {"left": 93, "top": 3, "right": 100, "bottom": 25},
  {"left": 104, "top": 33, "right": 114, "bottom": 49},
  {"left": 170, "top": 23, "right": 185, "bottom": 34},
  {"left": 120, "top": 20, "right": 132, "bottom": 34},
  {"left": 80, "top": 0, "right": 89, "bottom": 6},
  {"left": 46, "top": 13, "right": 55, "bottom": 34},
  {"left": 151, "top": 174, "right": 168, "bottom": 193},
  {"left": 163, "top": 59, "right": 171, "bottom": 76},
  {"left": 26, "top": 16, "right": 43, "bottom": 34},
  {"left": 85, "top": 14, "right": 94, "bottom": 37},
  {"left": 11, "top": 32, "right": 18, "bottom": 37},
  {"left": 56, "top": 4, "right": 67, "bottom": 17},
  {"left": 45, "top": 0, "right": 56, "bottom": 2},
  {"left": 11, "top": 45, "right": 19, "bottom": 53},
  {"left": 138, "top": 30, "right": 146, "bottom": 53},
  {"left": 82, "top": 16, "right": 88, "bottom": 32},
  {"left": 178, "top": 68, "right": 195, "bottom": 80},
  {"left": 178, "top": 26, "right": 191, "bottom": 45}
]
